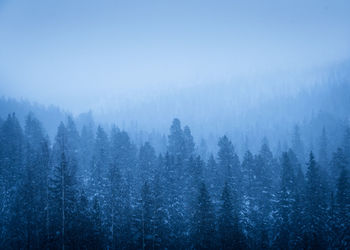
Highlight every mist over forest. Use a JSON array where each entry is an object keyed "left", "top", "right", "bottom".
[
  {"left": 2, "top": 60, "right": 350, "bottom": 156},
  {"left": 1, "top": 0, "right": 350, "bottom": 249}
]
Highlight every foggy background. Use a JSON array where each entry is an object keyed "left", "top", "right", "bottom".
[{"left": 1, "top": 0, "right": 350, "bottom": 154}]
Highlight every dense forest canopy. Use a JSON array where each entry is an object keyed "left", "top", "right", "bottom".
[
  {"left": 0, "top": 61, "right": 350, "bottom": 250},
  {"left": 0, "top": 109, "right": 349, "bottom": 249}
]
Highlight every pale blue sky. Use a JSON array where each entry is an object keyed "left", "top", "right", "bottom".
[{"left": 0, "top": 0, "right": 349, "bottom": 112}]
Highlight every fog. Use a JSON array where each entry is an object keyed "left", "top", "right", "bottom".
[
  {"left": 1, "top": 0, "right": 350, "bottom": 152},
  {"left": 1, "top": 1, "right": 350, "bottom": 249},
  {"left": 1, "top": 0, "right": 350, "bottom": 113},
  {"left": 1, "top": 0, "right": 350, "bottom": 149}
]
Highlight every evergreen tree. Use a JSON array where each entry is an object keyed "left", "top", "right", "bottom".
[
  {"left": 292, "top": 125, "right": 305, "bottom": 165},
  {"left": 91, "top": 195, "right": 103, "bottom": 248},
  {"left": 110, "top": 126, "right": 137, "bottom": 186},
  {"left": 288, "top": 149, "right": 305, "bottom": 193},
  {"left": 183, "top": 125, "right": 195, "bottom": 160},
  {"left": 79, "top": 123, "right": 94, "bottom": 184},
  {"left": 304, "top": 152, "right": 327, "bottom": 249},
  {"left": 250, "top": 154, "right": 272, "bottom": 248},
  {"left": 76, "top": 190, "right": 93, "bottom": 248},
  {"left": 167, "top": 118, "right": 185, "bottom": 158},
  {"left": 198, "top": 138, "right": 208, "bottom": 161},
  {"left": 242, "top": 150, "right": 255, "bottom": 191},
  {"left": 109, "top": 126, "right": 136, "bottom": 248},
  {"left": 275, "top": 152, "right": 296, "bottom": 249},
  {"left": 205, "top": 154, "right": 219, "bottom": 201},
  {"left": 108, "top": 161, "right": 122, "bottom": 249},
  {"left": 256, "top": 141, "right": 274, "bottom": 242},
  {"left": 21, "top": 114, "right": 50, "bottom": 248},
  {"left": 185, "top": 155, "right": 204, "bottom": 243},
  {"left": 218, "top": 182, "right": 245, "bottom": 249},
  {"left": 217, "top": 135, "right": 240, "bottom": 192},
  {"left": 89, "top": 125, "right": 110, "bottom": 245},
  {"left": 139, "top": 181, "right": 155, "bottom": 250},
  {"left": 138, "top": 142, "right": 157, "bottom": 183},
  {"left": 241, "top": 150, "right": 254, "bottom": 239},
  {"left": 188, "top": 156, "right": 204, "bottom": 191},
  {"left": 152, "top": 159, "right": 169, "bottom": 249},
  {"left": 65, "top": 116, "right": 80, "bottom": 168},
  {"left": 0, "top": 113, "right": 24, "bottom": 248},
  {"left": 331, "top": 148, "right": 346, "bottom": 190},
  {"left": 287, "top": 149, "right": 305, "bottom": 248},
  {"left": 162, "top": 152, "right": 185, "bottom": 248},
  {"left": 336, "top": 151, "right": 349, "bottom": 215},
  {"left": 260, "top": 138, "right": 278, "bottom": 189},
  {"left": 333, "top": 148, "right": 350, "bottom": 248},
  {"left": 192, "top": 182, "right": 216, "bottom": 249},
  {"left": 49, "top": 122, "right": 78, "bottom": 249},
  {"left": 90, "top": 125, "right": 109, "bottom": 201}
]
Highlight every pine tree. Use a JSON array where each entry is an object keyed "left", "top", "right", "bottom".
[
  {"left": 65, "top": 116, "right": 80, "bottom": 169},
  {"left": 183, "top": 125, "right": 195, "bottom": 160},
  {"left": 152, "top": 160, "right": 169, "bottom": 249},
  {"left": 108, "top": 161, "right": 122, "bottom": 249},
  {"left": 0, "top": 113, "right": 24, "bottom": 248},
  {"left": 331, "top": 148, "right": 346, "bottom": 189},
  {"left": 241, "top": 150, "right": 254, "bottom": 239},
  {"left": 292, "top": 125, "right": 305, "bottom": 165},
  {"left": 287, "top": 149, "right": 304, "bottom": 191},
  {"left": 188, "top": 156, "right": 204, "bottom": 192},
  {"left": 287, "top": 149, "right": 305, "bottom": 248},
  {"left": 205, "top": 154, "right": 219, "bottom": 201},
  {"left": 257, "top": 140, "right": 274, "bottom": 242},
  {"left": 138, "top": 181, "right": 155, "bottom": 250},
  {"left": 336, "top": 152, "right": 349, "bottom": 215},
  {"left": 88, "top": 125, "right": 110, "bottom": 246},
  {"left": 167, "top": 118, "right": 185, "bottom": 158},
  {"left": 76, "top": 190, "right": 93, "bottom": 249},
  {"left": 184, "top": 155, "right": 204, "bottom": 243},
  {"left": 79, "top": 123, "right": 94, "bottom": 184},
  {"left": 162, "top": 152, "right": 185, "bottom": 248},
  {"left": 167, "top": 119, "right": 188, "bottom": 204},
  {"left": 334, "top": 148, "right": 350, "bottom": 248},
  {"left": 218, "top": 182, "right": 245, "bottom": 249},
  {"left": 110, "top": 126, "right": 137, "bottom": 187},
  {"left": 242, "top": 150, "right": 255, "bottom": 190},
  {"left": 138, "top": 142, "right": 157, "bottom": 184},
  {"left": 0, "top": 113, "right": 23, "bottom": 188},
  {"left": 49, "top": 122, "right": 78, "bottom": 249},
  {"left": 198, "top": 138, "right": 208, "bottom": 161},
  {"left": 251, "top": 154, "right": 272, "bottom": 248},
  {"left": 90, "top": 126, "right": 109, "bottom": 201},
  {"left": 304, "top": 151, "right": 327, "bottom": 249},
  {"left": 192, "top": 182, "right": 216, "bottom": 249},
  {"left": 217, "top": 135, "right": 240, "bottom": 192},
  {"left": 109, "top": 126, "right": 136, "bottom": 248},
  {"left": 21, "top": 114, "right": 50, "bottom": 248},
  {"left": 275, "top": 152, "right": 295, "bottom": 249},
  {"left": 260, "top": 138, "right": 278, "bottom": 188},
  {"left": 91, "top": 195, "right": 103, "bottom": 248}
]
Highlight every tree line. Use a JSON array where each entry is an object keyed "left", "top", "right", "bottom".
[{"left": 0, "top": 113, "right": 349, "bottom": 249}]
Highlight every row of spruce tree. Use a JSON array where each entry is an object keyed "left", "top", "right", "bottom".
[{"left": 0, "top": 113, "right": 349, "bottom": 249}]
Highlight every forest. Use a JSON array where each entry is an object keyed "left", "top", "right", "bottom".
[
  {"left": 0, "top": 112, "right": 349, "bottom": 249},
  {"left": 1, "top": 1, "right": 350, "bottom": 249}
]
